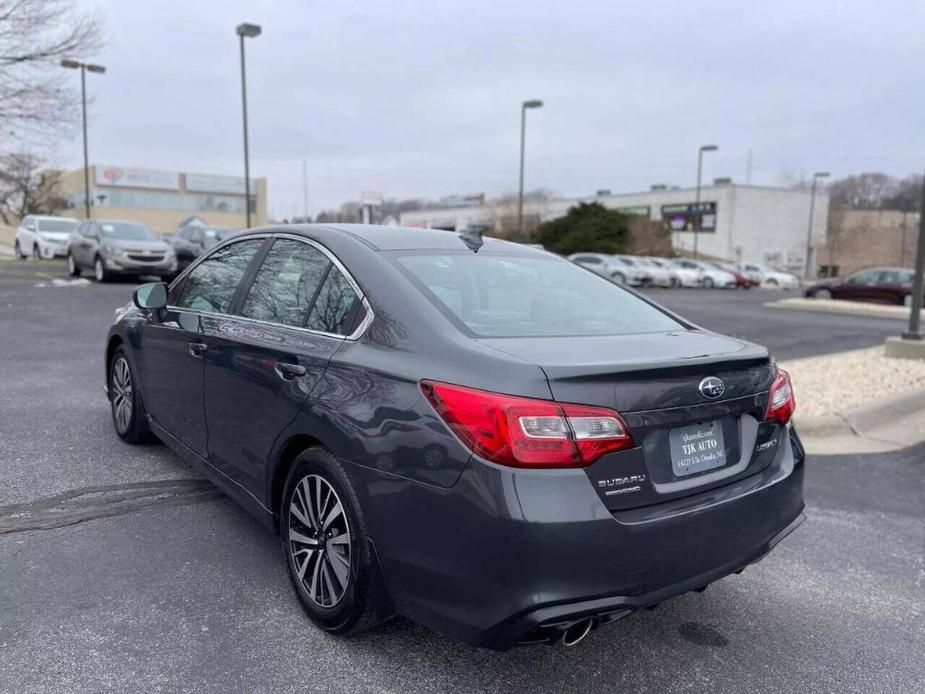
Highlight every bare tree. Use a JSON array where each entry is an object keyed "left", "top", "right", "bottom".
[
  {"left": 0, "top": 152, "right": 65, "bottom": 224},
  {"left": 0, "top": 0, "right": 102, "bottom": 142}
]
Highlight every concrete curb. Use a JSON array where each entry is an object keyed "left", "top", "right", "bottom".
[
  {"left": 796, "top": 388, "right": 925, "bottom": 440},
  {"left": 765, "top": 297, "right": 919, "bottom": 321}
]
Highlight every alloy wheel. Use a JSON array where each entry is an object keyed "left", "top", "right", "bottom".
[
  {"left": 110, "top": 357, "right": 134, "bottom": 434},
  {"left": 95, "top": 258, "right": 104, "bottom": 282},
  {"left": 288, "top": 474, "right": 352, "bottom": 608}
]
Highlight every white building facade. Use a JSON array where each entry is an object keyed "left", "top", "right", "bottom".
[{"left": 399, "top": 184, "right": 829, "bottom": 274}]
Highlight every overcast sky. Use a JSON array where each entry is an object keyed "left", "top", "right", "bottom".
[{"left": 64, "top": 0, "right": 925, "bottom": 218}]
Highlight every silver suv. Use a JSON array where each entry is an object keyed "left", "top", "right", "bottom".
[{"left": 66, "top": 219, "right": 177, "bottom": 282}]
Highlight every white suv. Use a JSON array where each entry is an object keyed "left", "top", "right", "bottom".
[{"left": 15, "top": 215, "right": 78, "bottom": 259}]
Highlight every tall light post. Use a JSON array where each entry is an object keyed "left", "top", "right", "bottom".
[
  {"left": 692, "top": 144, "right": 718, "bottom": 259},
  {"left": 517, "top": 99, "right": 543, "bottom": 238},
  {"left": 236, "top": 22, "right": 261, "bottom": 228},
  {"left": 60, "top": 59, "right": 106, "bottom": 219},
  {"left": 803, "top": 171, "right": 830, "bottom": 278}
]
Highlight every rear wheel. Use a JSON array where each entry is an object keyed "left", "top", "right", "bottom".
[
  {"left": 767, "top": 278, "right": 779, "bottom": 288},
  {"left": 814, "top": 288, "right": 833, "bottom": 300},
  {"left": 703, "top": 277, "right": 714, "bottom": 289},
  {"left": 32, "top": 243, "right": 40, "bottom": 260},
  {"left": 14, "top": 240, "right": 25, "bottom": 260},
  {"left": 611, "top": 272, "right": 626, "bottom": 285},
  {"left": 282, "top": 448, "right": 386, "bottom": 635},
  {"left": 67, "top": 253, "right": 81, "bottom": 277},
  {"left": 109, "top": 346, "right": 152, "bottom": 444},
  {"left": 94, "top": 256, "right": 108, "bottom": 282}
]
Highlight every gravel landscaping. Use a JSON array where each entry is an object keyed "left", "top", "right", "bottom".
[{"left": 779, "top": 345, "right": 925, "bottom": 419}]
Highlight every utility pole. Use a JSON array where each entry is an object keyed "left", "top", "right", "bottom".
[
  {"left": 302, "top": 158, "right": 308, "bottom": 221},
  {"left": 692, "top": 144, "right": 718, "bottom": 259},
  {"left": 236, "top": 23, "right": 262, "bottom": 228},
  {"left": 517, "top": 99, "right": 543, "bottom": 238},
  {"left": 60, "top": 60, "right": 106, "bottom": 219},
  {"left": 902, "top": 176, "right": 925, "bottom": 340},
  {"left": 803, "top": 172, "right": 829, "bottom": 279}
]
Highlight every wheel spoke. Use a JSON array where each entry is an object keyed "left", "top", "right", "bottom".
[
  {"left": 309, "top": 549, "right": 323, "bottom": 602},
  {"left": 301, "top": 478, "right": 319, "bottom": 530},
  {"left": 326, "top": 551, "right": 347, "bottom": 591},
  {"left": 289, "top": 529, "right": 318, "bottom": 547},
  {"left": 328, "top": 533, "right": 349, "bottom": 545},
  {"left": 289, "top": 500, "right": 311, "bottom": 528},
  {"left": 296, "top": 550, "right": 316, "bottom": 579},
  {"left": 322, "top": 502, "right": 342, "bottom": 531}
]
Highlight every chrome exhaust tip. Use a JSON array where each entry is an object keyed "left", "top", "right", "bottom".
[{"left": 558, "top": 618, "right": 594, "bottom": 648}]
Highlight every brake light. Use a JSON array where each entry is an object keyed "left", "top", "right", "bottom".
[
  {"left": 765, "top": 368, "right": 795, "bottom": 424},
  {"left": 420, "top": 380, "right": 634, "bottom": 468}
]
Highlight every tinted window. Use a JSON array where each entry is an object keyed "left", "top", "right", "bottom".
[
  {"left": 241, "top": 239, "right": 330, "bottom": 327},
  {"left": 98, "top": 221, "right": 157, "bottom": 240},
  {"left": 37, "top": 219, "right": 77, "bottom": 232},
  {"left": 849, "top": 269, "right": 880, "bottom": 283},
  {"left": 879, "top": 270, "right": 913, "bottom": 284},
  {"left": 306, "top": 268, "right": 362, "bottom": 335},
  {"left": 573, "top": 255, "right": 601, "bottom": 264},
  {"left": 396, "top": 252, "right": 680, "bottom": 338},
  {"left": 174, "top": 240, "right": 262, "bottom": 313}
]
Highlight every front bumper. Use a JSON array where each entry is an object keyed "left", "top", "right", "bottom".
[
  {"left": 38, "top": 241, "right": 68, "bottom": 258},
  {"left": 359, "top": 427, "right": 806, "bottom": 650},
  {"left": 103, "top": 255, "right": 177, "bottom": 275}
]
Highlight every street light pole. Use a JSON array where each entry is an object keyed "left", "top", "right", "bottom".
[
  {"left": 692, "top": 144, "right": 718, "bottom": 260},
  {"left": 236, "top": 23, "right": 262, "bottom": 229},
  {"left": 61, "top": 59, "right": 106, "bottom": 219},
  {"left": 902, "top": 175, "right": 925, "bottom": 341},
  {"left": 803, "top": 171, "right": 830, "bottom": 279},
  {"left": 517, "top": 99, "right": 543, "bottom": 238}
]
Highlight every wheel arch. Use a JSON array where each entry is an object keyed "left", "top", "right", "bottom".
[
  {"left": 105, "top": 334, "right": 125, "bottom": 388},
  {"left": 269, "top": 433, "right": 325, "bottom": 530}
]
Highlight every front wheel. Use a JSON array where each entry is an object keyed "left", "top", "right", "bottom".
[
  {"left": 703, "top": 277, "right": 714, "bottom": 289},
  {"left": 94, "top": 256, "right": 108, "bottom": 282},
  {"left": 67, "top": 253, "right": 81, "bottom": 277},
  {"left": 611, "top": 272, "right": 626, "bottom": 285},
  {"left": 32, "top": 243, "right": 40, "bottom": 260},
  {"left": 282, "top": 448, "right": 387, "bottom": 635},
  {"left": 109, "top": 346, "right": 152, "bottom": 443},
  {"left": 814, "top": 288, "right": 833, "bottom": 300}
]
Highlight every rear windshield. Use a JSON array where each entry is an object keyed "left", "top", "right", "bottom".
[
  {"left": 38, "top": 219, "right": 77, "bottom": 232},
  {"left": 395, "top": 252, "right": 681, "bottom": 338}
]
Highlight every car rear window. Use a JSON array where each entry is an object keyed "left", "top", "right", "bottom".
[{"left": 394, "top": 252, "right": 681, "bottom": 338}]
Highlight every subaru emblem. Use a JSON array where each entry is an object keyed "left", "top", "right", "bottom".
[{"left": 699, "top": 376, "right": 725, "bottom": 400}]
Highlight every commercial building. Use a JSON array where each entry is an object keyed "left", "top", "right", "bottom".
[
  {"left": 55, "top": 165, "right": 268, "bottom": 233},
  {"left": 399, "top": 183, "right": 829, "bottom": 274}
]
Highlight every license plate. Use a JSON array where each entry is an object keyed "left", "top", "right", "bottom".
[{"left": 669, "top": 421, "right": 727, "bottom": 477}]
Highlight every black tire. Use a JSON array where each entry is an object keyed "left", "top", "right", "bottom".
[
  {"left": 766, "top": 278, "right": 778, "bottom": 288},
  {"left": 67, "top": 253, "right": 81, "bottom": 277},
  {"left": 611, "top": 272, "right": 626, "bottom": 285},
  {"left": 94, "top": 256, "right": 108, "bottom": 282},
  {"left": 670, "top": 277, "right": 679, "bottom": 288},
  {"left": 814, "top": 288, "right": 832, "bottom": 300},
  {"left": 32, "top": 243, "right": 40, "bottom": 260},
  {"left": 14, "top": 240, "right": 26, "bottom": 260},
  {"left": 703, "top": 277, "right": 714, "bottom": 289},
  {"left": 281, "top": 448, "right": 386, "bottom": 635},
  {"left": 108, "top": 346, "right": 153, "bottom": 444}
]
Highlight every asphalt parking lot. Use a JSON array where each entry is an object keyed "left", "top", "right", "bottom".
[{"left": 1, "top": 258, "right": 923, "bottom": 694}]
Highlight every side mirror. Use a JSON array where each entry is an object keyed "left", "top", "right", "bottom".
[{"left": 133, "top": 282, "right": 168, "bottom": 311}]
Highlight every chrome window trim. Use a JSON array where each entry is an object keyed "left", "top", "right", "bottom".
[{"left": 166, "top": 230, "right": 374, "bottom": 341}]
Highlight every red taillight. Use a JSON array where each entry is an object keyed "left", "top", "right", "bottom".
[
  {"left": 765, "top": 368, "right": 796, "bottom": 424},
  {"left": 420, "top": 380, "right": 634, "bottom": 468}
]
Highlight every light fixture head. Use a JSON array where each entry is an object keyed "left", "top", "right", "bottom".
[{"left": 236, "top": 23, "right": 262, "bottom": 38}]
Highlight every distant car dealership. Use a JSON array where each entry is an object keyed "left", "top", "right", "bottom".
[
  {"left": 53, "top": 164, "right": 268, "bottom": 233},
  {"left": 399, "top": 183, "right": 829, "bottom": 274}
]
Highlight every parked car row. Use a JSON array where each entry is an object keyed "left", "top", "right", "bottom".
[
  {"left": 566, "top": 253, "right": 798, "bottom": 290},
  {"left": 14, "top": 214, "right": 244, "bottom": 283}
]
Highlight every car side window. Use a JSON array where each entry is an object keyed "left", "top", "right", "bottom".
[
  {"left": 306, "top": 267, "right": 363, "bottom": 335},
  {"left": 22, "top": 217, "right": 34, "bottom": 230},
  {"left": 240, "top": 239, "right": 331, "bottom": 327},
  {"left": 574, "top": 256, "right": 601, "bottom": 264},
  {"left": 173, "top": 240, "right": 263, "bottom": 314},
  {"left": 849, "top": 270, "right": 878, "bottom": 284},
  {"left": 879, "top": 270, "right": 911, "bottom": 285}
]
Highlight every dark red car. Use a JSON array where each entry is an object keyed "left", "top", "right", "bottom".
[
  {"left": 804, "top": 267, "right": 919, "bottom": 306},
  {"left": 711, "top": 263, "right": 760, "bottom": 289}
]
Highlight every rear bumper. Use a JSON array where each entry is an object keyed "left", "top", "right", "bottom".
[{"left": 358, "top": 427, "right": 806, "bottom": 650}]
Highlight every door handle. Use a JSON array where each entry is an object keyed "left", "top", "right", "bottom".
[
  {"left": 188, "top": 341, "right": 207, "bottom": 358},
  {"left": 274, "top": 361, "right": 307, "bottom": 380}
]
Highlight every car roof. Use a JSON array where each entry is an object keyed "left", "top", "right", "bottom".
[
  {"left": 276, "top": 223, "right": 548, "bottom": 253},
  {"left": 31, "top": 215, "right": 76, "bottom": 222}
]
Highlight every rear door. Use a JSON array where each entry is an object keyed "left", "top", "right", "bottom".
[
  {"left": 201, "top": 236, "right": 366, "bottom": 498},
  {"left": 140, "top": 238, "right": 265, "bottom": 457}
]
